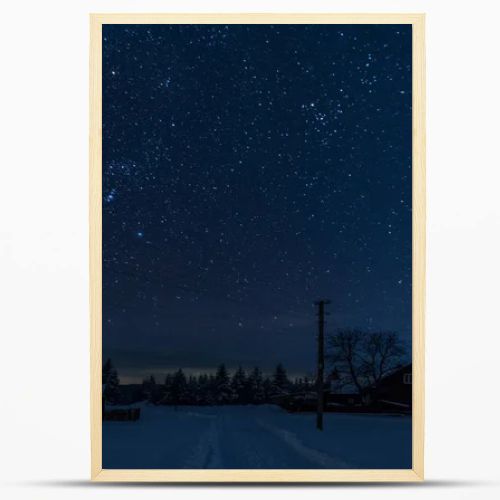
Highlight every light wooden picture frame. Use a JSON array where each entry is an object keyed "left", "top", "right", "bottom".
[{"left": 90, "top": 13, "right": 425, "bottom": 483}]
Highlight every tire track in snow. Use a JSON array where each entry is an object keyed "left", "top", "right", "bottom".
[
  {"left": 257, "top": 419, "right": 350, "bottom": 468},
  {"left": 184, "top": 417, "right": 222, "bottom": 468}
]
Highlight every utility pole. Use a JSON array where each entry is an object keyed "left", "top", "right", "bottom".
[{"left": 315, "top": 299, "right": 330, "bottom": 431}]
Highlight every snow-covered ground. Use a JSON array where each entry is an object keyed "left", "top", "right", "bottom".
[{"left": 103, "top": 404, "right": 411, "bottom": 469}]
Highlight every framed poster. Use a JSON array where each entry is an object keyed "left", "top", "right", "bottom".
[{"left": 90, "top": 13, "right": 425, "bottom": 482}]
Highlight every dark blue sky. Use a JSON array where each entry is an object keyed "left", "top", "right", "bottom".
[{"left": 102, "top": 24, "right": 412, "bottom": 383}]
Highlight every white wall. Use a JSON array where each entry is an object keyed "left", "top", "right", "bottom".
[{"left": 1, "top": 1, "right": 499, "bottom": 499}]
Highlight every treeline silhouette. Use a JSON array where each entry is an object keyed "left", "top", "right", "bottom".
[{"left": 103, "top": 359, "right": 315, "bottom": 406}]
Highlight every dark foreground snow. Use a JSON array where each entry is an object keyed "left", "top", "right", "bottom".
[{"left": 103, "top": 404, "right": 411, "bottom": 469}]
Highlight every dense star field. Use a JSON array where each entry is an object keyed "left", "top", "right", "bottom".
[{"left": 102, "top": 24, "right": 412, "bottom": 382}]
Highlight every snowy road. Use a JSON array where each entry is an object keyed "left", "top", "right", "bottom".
[
  {"left": 103, "top": 405, "right": 411, "bottom": 469},
  {"left": 184, "top": 409, "right": 345, "bottom": 469}
]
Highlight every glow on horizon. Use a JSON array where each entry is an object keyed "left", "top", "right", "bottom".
[{"left": 117, "top": 366, "right": 317, "bottom": 385}]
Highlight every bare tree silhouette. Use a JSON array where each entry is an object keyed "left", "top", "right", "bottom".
[{"left": 327, "top": 329, "right": 405, "bottom": 394}]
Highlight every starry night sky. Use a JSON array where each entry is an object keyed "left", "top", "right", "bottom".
[{"left": 102, "top": 24, "right": 412, "bottom": 383}]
